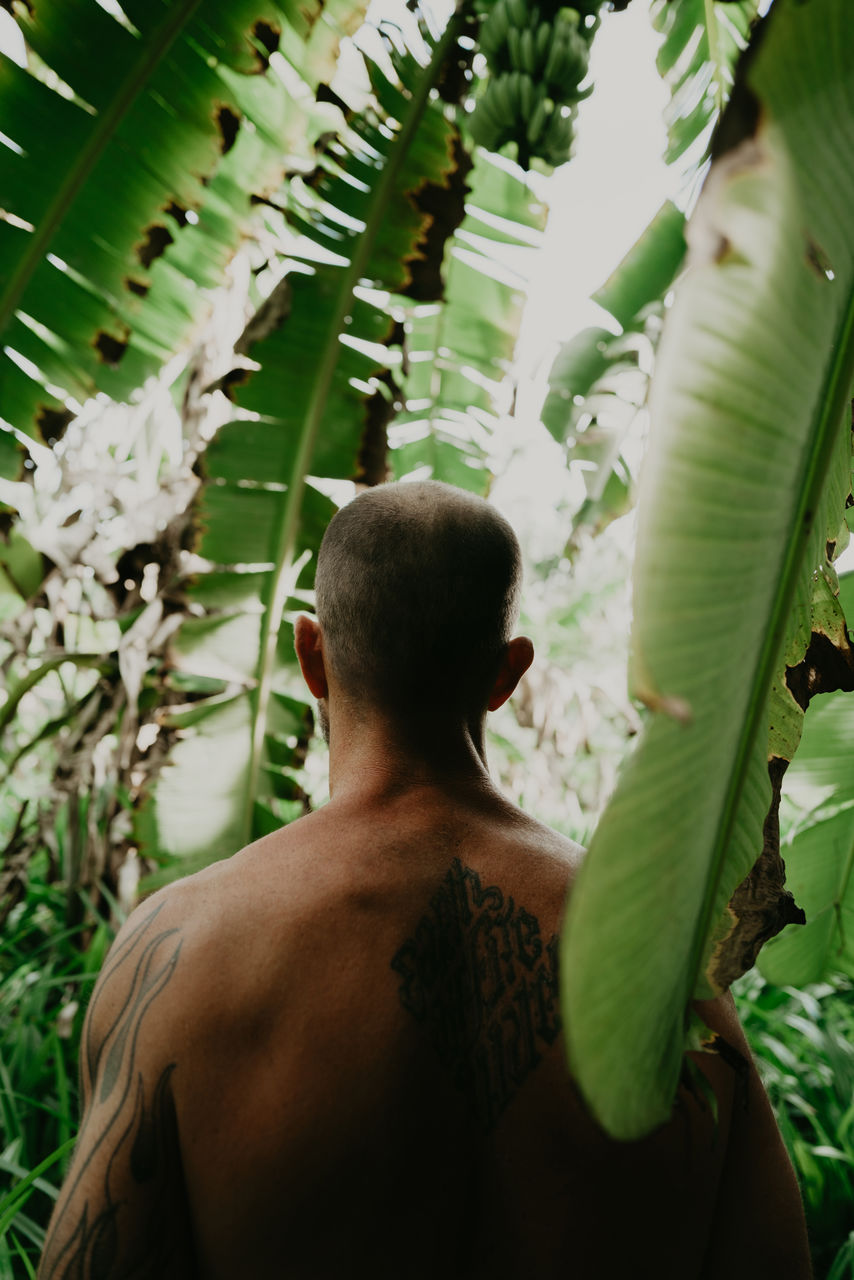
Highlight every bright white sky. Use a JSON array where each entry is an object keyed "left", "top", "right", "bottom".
[{"left": 495, "top": 1, "right": 671, "bottom": 546}]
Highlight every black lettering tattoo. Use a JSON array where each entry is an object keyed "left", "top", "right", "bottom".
[
  {"left": 391, "top": 859, "right": 561, "bottom": 1130},
  {"left": 40, "top": 904, "right": 189, "bottom": 1280}
]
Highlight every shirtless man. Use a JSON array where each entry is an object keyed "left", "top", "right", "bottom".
[{"left": 40, "top": 480, "right": 811, "bottom": 1279}]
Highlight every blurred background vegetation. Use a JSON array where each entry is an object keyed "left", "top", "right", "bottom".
[{"left": 0, "top": 0, "right": 852, "bottom": 1274}]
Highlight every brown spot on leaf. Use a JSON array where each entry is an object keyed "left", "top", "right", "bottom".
[
  {"left": 235, "top": 278, "right": 292, "bottom": 355},
  {"left": 215, "top": 366, "right": 253, "bottom": 402},
  {"left": 164, "top": 200, "right": 188, "bottom": 227},
  {"left": 355, "top": 368, "right": 401, "bottom": 487},
  {"left": 94, "top": 329, "right": 129, "bottom": 366},
  {"left": 35, "top": 403, "right": 74, "bottom": 442},
  {"left": 316, "top": 82, "right": 351, "bottom": 117},
  {"left": 434, "top": 13, "right": 478, "bottom": 105},
  {"left": 805, "top": 236, "right": 834, "bottom": 281},
  {"left": 216, "top": 104, "right": 241, "bottom": 155},
  {"left": 404, "top": 130, "right": 473, "bottom": 303},
  {"left": 136, "top": 223, "right": 174, "bottom": 269},
  {"left": 301, "top": 161, "right": 328, "bottom": 193},
  {"left": 713, "top": 235, "right": 732, "bottom": 264},
  {"left": 387, "top": 318, "right": 407, "bottom": 365},
  {"left": 252, "top": 19, "right": 280, "bottom": 64},
  {"left": 709, "top": 756, "right": 806, "bottom": 990},
  {"left": 125, "top": 277, "right": 149, "bottom": 298},
  {"left": 250, "top": 192, "right": 287, "bottom": 214}
]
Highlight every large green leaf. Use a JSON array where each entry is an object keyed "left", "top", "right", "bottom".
[
  {"left": 0, "top": 0, "right": 358, "bottom": 441},
  {"left": 561, "top": 0, "right": 854, "bottom": 1140}
]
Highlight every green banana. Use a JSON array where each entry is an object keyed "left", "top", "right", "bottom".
[
  {"left": 544, "top": 23, "right": 588, "bottom": 96},
  {"left": 494, "top": 73, "right": 517, "bottom": 127},
  {"left": 479, "top": 1, "right": 510, "bottom": 61},
  {"left": 520, "top": 28, "right": 535, "bottom": 74},
  {"left": 518, "top": 70, "right": 534, "bottom": 119},
  {"left": 506, "top": 25, "right": 522, "bottom": 69},
  {"left": 540, "top": 102, "right": 575, "bottom": 163},
  {"left": 506, "top": 0, "right": 528, "bottom": 29},
  {"left": 535, "top": 22, "right": 551, "bottom": 66},
  {"left": 526, "top": 93, "right": 548, "bottom": 145}
]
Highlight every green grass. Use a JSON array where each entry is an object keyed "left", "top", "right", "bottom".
[
  {"left": 733, "top": 970, "right": 854, "bottom": 1279},
  {"left": 0, "top": 850, "right": 113, "bottom": 1275}
]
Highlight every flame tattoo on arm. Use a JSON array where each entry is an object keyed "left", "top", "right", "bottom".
[{"left": 39, "top": 902, "right": 196, "bottom": 1279}]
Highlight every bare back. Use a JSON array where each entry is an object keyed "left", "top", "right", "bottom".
[{"left": 40, "top": 786, "right": 811, "bottom": 1279}]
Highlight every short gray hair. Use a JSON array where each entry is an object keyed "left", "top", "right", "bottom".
[{"left": 315, "top": 481, "right": 523, "bottom": 714}]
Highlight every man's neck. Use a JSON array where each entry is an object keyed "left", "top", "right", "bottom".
[{"left": 323, "top": 699, "right": 496, "bottom": 806}]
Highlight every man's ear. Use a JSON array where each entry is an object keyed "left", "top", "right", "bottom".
[
  {"left": 294, "top": 614, "right": 329, "bottom": 700},
  {"left": 487, "top": 636, "right": 534, "bottom": 712}
]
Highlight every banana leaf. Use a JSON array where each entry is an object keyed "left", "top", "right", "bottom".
[
  {"left": 561, "top": 0, "right": 854, "bottom": 1140},
  {"left": 392, "top": 150, "right": 545, "bottom": 490},
  {"left": 542, "top": 200, "right": 686, "bottom": 538},
  {"left": 650, "top": 0, "right": 760, "bottom": 167},
  {"left": 0, "top": 0, "right": 359, "bottom": 440},
  {"left": 140, "top": 13, "right": 541, "bottom": 878}
]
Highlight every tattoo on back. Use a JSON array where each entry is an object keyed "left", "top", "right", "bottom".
[
  {"left": 41, "top": 903, "right": 187, "bottom": 1280},
  {"left": 391, "top": 859, "right": 561, "bottom": 1130}
]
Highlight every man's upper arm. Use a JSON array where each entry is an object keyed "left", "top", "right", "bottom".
[
  {"left": 39, "top": 896, "right": 196, "bottom": 1280},
  {"left": 696, "top": 993, "right": 813, "bottom": 1279}
]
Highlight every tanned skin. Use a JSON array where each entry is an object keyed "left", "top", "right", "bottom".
[{"left": 40, "top": 619, "right": 812, "bottom": 1280}]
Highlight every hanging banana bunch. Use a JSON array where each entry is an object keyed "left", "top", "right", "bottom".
[{"left": 469, "top": 0, "right": 602, "bottom": 169}]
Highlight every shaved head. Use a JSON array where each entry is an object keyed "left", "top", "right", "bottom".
[{"left": 314, "top": 481, "right": 523, "bottom": 716}]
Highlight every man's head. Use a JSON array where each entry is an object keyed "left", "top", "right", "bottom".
[{"left": 297, "top": 480, "right": 531, "bottom": 727}]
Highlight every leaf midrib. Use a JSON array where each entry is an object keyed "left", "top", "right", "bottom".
[
  {"left": 242, "top": 7, "right": 468, "bottom": 841},
  {"left": 0, "top": 0, "right": 204, "bottom": 338}
]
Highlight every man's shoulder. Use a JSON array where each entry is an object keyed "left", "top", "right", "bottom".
[
  {"left": 133, "top": 811, "right": 323, "bottom": 923},
  {"left": 494, "top": 800, "right": 586, "bottom": 879},
  {"left": 122, "top": 812, "right": 339, "bottom": 971}
]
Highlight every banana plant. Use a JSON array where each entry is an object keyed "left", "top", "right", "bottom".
[
  {"left": 0, "top": 0, "right": 360, "bottom": 471},
  {"left": 140, "top": 20, "right": 544, "bottom": 880},
  {"left": 0, "top": 0, "right": 545, "bottom": 898},
  {"left": 562, "top": 0, "right": 854, "bottom": 1140}
]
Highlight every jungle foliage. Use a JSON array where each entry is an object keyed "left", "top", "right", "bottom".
[{"left": 0, "top": 0, "right": 853, "bottom": 1273}]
